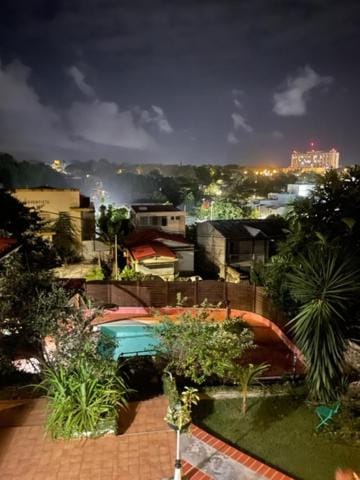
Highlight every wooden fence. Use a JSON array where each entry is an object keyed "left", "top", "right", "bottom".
[{"left": 85, "top": 280, "right": 289, "bottom": 332}]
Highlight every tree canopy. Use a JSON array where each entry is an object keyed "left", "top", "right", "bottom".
[
  {"left": 260, "top": 167, "right": 360, "bottom": 401},
  {"left": 97, "top": 204, "right": 129, "bottom": 244},
  {"left": 0, "top": 189, "right": 58, "bottom": 270}
]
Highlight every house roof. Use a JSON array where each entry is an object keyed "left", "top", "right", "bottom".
[
  {"left": 129, "top": 242, "right": 177, "bottom": 261},
  {"left": 125, "top": 228, "right": 191, "bottom": 246},
  {"left": 209, "top": 219, "right": 285, "bottom": 240},
  {"left": 131, "top": 204, "right": 181, "bottom": 213},
  {"left": 0, "top": 238, "right": 19, "bottom": 259},
  {"left": 14, "top": 187, "right": 80, "bottom": 192}
]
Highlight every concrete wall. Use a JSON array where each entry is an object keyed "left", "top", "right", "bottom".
[
  {"left": 197, "top": 222, "right": 226, "bottom": 274},
  {"left": 135, "top": 257, "right": 178, "bottom": 281},
  {"left": 175, "top": 249, "right": 194, "bottom": 273},
  {"left": 13, "top": 188, "right": 95, "bottom": 242}
]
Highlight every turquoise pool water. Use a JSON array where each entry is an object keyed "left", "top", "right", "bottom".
[{"left": 99, "top": 321, "right": 159, "bottom": 358}]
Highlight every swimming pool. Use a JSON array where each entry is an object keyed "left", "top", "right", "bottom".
[{"left": 99, "top": 321, "right": 159, "bottom": 358}]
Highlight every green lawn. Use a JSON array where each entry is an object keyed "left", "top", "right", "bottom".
[{"left": 193, "top": 396, "right": 360, "bottom": 480}]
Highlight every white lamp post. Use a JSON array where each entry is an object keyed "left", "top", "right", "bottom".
[
  {"left": 164, "top": 386, "right": 200, "bottom": 480},
  {"left": 174, "top": 427, "right": 182, "bottom": 480}
]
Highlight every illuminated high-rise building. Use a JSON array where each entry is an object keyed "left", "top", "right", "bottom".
[
  {"left": 290, "top": 147, "right": 340, "bottom": 170},
  {"left": 51, "top": 159, "right": 64, "bottom": 172}
]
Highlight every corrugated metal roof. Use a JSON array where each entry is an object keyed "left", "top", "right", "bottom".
[{"left": 209, "top": 219, "right": 285, "bottom": 240}]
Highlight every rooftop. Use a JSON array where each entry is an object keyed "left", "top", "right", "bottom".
[
  {"left": 131, "top": 204, "right": 181, "bottom": 213},
  {"left": 125, "top": 228, "right": 191, "bottom": 246},
  {"left": 208, "top": 219, "right": 286, "bottom": 240},
  {"left": 130, "top": 242, "right": 177, "bottom": 260},
  {"left": 14, "top": 187, "right": 80, "bottom": 192}
]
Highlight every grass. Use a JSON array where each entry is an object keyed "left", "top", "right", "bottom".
[{"left": 193, "top": 395, "right": 360, "bottom": 480}]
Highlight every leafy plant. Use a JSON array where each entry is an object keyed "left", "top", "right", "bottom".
[
  {"left": 288, "top": 246, "right": 360, "bottom": 402},
  {"left": 235, "top": 363, "right": 269, "bottom": 414},
  {"left": 154, "top": 309, "right": 253, "bottom": 384},
  {"left": 39, "top": 347, "right": 129, "bottom": 438},
  {"left": 97, "top": 204, "right": 129, "bottom": 245},
  {"left": 119, "top": 265, "right": 144, "bottom": 281},
  {"left": 162, "top": 371, "right": 180, "bottom": 407},
  {"left": 175, "top": 292, "right": 188, "bottom": 306},
  {"left": 164, "top": 386, "right": 200, "bottom": 431},
  {"left": 85, "top": 265, "right": 104, "bottom": 281}
]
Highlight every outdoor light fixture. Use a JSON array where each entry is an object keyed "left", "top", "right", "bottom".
[{"left": 164, "top": 379, "right": 199, "bottom": 480}]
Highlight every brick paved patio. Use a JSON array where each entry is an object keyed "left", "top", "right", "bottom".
[
  {"left": 0, "top": 396, "right": 175, "bottom": 480},
  {"left": 0, "top": 396, "right": 293, "bottom": 480}
]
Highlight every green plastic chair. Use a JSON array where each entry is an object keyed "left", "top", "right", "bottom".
[{"left": 315, "top": 401, "right": 340, "bottom": 430}]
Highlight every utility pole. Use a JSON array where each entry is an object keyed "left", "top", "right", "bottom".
[{"left": 114, "top": 234, "right": 118, "bottom": 280}]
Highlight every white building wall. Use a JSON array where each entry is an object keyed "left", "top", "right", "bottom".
[{"left": 132, "top": 211, "right": 186, "bottom": 235}]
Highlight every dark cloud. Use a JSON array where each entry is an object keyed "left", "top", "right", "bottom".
[{"left": 0, "top": 0, "right": 359, "bottom": 164}]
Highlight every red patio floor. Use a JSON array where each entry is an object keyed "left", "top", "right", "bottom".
[{"left": 0, "top": 395, "right": 294, "bottom": 480}]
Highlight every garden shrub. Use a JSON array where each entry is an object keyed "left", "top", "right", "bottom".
[
  {"left": 40, "top": 344, "right": 129, "bottom": 439},
  {"left": 154, "top": 309, "right": 254, "bottom": 384}
]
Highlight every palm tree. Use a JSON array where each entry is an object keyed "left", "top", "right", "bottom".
[
  {"left": 288, "top": 246, "right": 360, "bottom": 403},
  {"left": 236, "top": 363, "right": 269, "bottom": 414}
]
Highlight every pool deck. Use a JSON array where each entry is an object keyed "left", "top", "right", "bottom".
[{"left": 0, "top": 396, "right": 294, "bottom": 480}]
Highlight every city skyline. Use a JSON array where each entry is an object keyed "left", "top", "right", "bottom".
[{"left": 0, "top": 1, "right": 359, "bottom": 165}]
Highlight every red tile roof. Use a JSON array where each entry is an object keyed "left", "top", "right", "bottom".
[
  {"left": 0, "top": 238, "right": 18, "bottom": 258},
  {"left": 130, "top": 242, "right": 177, "bottom": 261},
  {"left": 125, "top": 228, "right": 190, "bottom": 246}
]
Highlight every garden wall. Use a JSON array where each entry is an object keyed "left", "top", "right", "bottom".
[{"left": 85, "top": 280, "right": 289, "bottom": 332}]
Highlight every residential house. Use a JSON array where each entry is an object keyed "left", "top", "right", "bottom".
[
  {"left": 248, "top": 184, "right": 315, "bottom": 219},
  {"left": 130, "top": 204, "right": 186, "bottom": 236},
  {"left": 124, "top": 229, "right": 194, "bottom": 280},
  {"left": 12, "top": 187, "right": 95, "bottom": 243},
  {"left": 196, "top": 219, "right": 285, "bottom": 281}
]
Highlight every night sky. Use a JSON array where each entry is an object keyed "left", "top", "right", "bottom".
[{"left": 1, "top": 0, "right": 360, "bottom": 166}]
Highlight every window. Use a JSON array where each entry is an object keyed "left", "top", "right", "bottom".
[
  {"left": 175, "top": 216, "right": 180, "bottom": 220},
  {"left": 139, "top": 217, "right": 149, "bottom": 226},
  {"left": 161, "top": 216, "right": 167, "bottom": 226}
]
